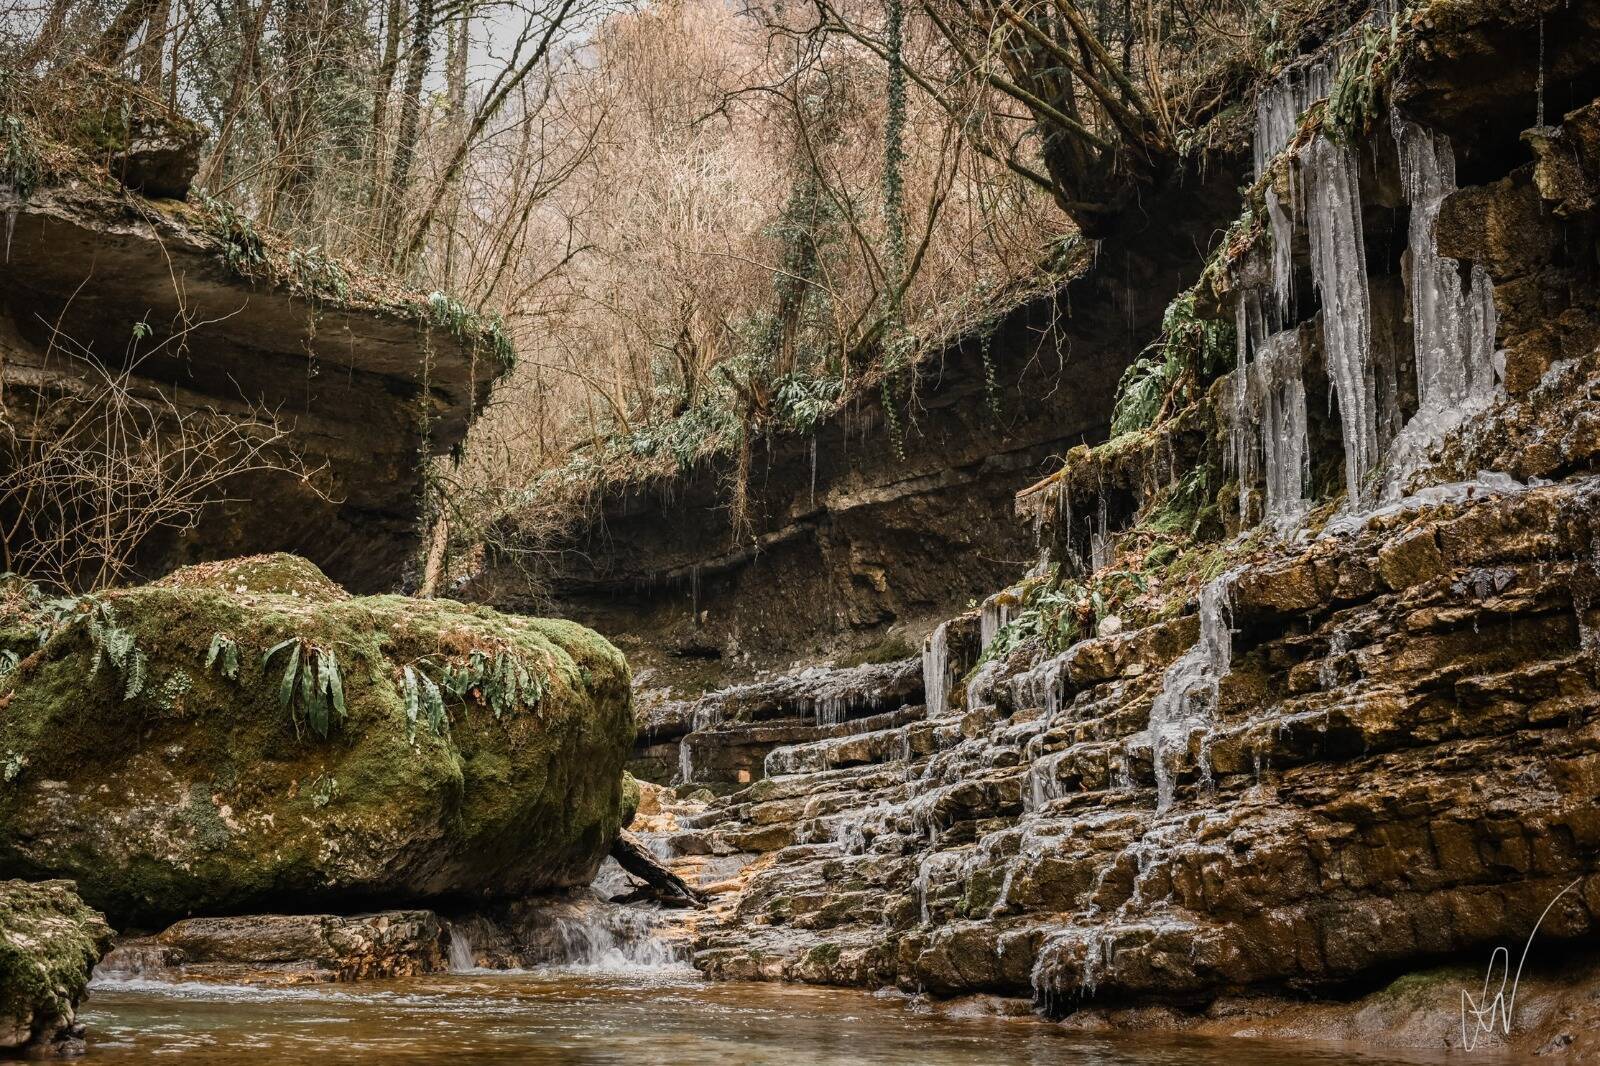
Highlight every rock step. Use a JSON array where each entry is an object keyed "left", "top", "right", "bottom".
[{"left": 763, "top": 719, "right": 939, "bottom": 775}]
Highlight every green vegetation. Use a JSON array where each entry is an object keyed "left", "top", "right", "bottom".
[
  {"left": 0, "top": 880, "right": 111, "bottom": 1047},
  {"left": 1326, "top": 9, "right": 1404, "bottom": 144},
  {"left": 263, "top": 637, "right": 347, "bottom": 740}
]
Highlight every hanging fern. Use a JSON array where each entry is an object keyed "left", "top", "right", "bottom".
[
  {"left": 401, "top": 664, "right": 447, "bottom": 740},
  {"left": 401, "top": 647, "right": 546, "bottom": 741},
  {"left": 263, "top": 637, "right": 347, "bottom": 740},
  {"left": 203, "top": 633, "right": 240, "bottom": 680},
  {"left": 86, "top": 603, "right": 147, "bottom": 701}
]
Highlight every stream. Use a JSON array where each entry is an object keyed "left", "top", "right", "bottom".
[{"left": 80, "top": 968, "right": 1476, "bottom": 1064}]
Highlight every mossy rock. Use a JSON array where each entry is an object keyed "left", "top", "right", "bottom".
[
  {"left": 0, "top": 879, "right": 112, "bottom": 1057},
  {"left": 0, "top": 558, "right": 634, "bottom": 926},
  {"left": 151, "top": 554, "right": 349, "bottom": 602}
]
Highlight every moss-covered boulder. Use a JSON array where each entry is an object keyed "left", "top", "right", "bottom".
[
  {"left": 0, "top": 880, "right": 112, "bottom": 1058},
  {"left": 0, "top": 558, "right": 633, "bottom": 926}
]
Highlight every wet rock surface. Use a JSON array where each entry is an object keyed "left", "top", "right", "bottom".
[
  {"left": 626, "top": 474, "right": 1600, "bottom": 1056},
  {"left": 98, "top": 912, "right": 448, "bottom": 984},
  {"left": 0, "top": 880, "right": 112, "bottom": 1058}
]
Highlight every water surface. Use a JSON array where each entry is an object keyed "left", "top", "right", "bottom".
[{"left": 82, "top": 969, "right": 1470, "bottom": 1064}]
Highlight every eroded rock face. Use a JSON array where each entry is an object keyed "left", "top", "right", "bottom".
[
  {"left": 0, "top": 557, "right": 633, "bottom": 927},
  {"left": 0, "top": 880, "right": 112, "bottom": 1058},
  {"left": 99, "top": 912, "right": 448, "bottom": 985},
  {"left": 0, "top": 185, "right": 503, "bottom": 592}
]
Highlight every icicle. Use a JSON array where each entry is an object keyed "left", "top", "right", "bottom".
[
  {"left": 677, "top": 738, "right": 694, "bottom": 786},
  {"left": 980, "top": 594, "right": 1011, "bottom": 650},
  {"left": 1393, "top": 116, "right": 1498, "bottom": 410},
  {"left": 1383, "top": 115, "right": 1501, "bottom": 498},
  {"left": 1010, "top": 652, "right": 1068, "bottom": 721},
  {"left": 1231, "top": 293, "right": 1262, "bottom": 522},
  {"left": 1089, "top": 494, "right": 1112, "bottom": 571},
  {"left": 1305, "top": 135, "right": 1378, "bottom": 508},
  {"left": 1266, "top": 185, "right": 1296, "bottom": 322},
  {"left": 1253, "top": 330, "right": 1311, "bottom": 524},
  {"left": 921, "top": 621, "right": 950, "bottom": 718},
  {"left": 1253, "top": 57, "right": 1336, "bottom": 179}
]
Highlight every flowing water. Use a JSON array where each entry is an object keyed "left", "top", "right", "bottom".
[{"left": 80, "top": 970, "right": 1464, "bottom": 1065}]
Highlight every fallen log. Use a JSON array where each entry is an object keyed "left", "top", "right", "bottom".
[{"left": 608, "top": 829, "right": 707, "bottom": 908}]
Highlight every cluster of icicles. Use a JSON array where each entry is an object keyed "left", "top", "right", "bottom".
[{"left": 1233, "top": 52, "right": 1500, "bottom": 524}]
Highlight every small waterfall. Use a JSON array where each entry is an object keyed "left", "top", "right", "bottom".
[
  {"left": 535, "top": 907, "right": 684, "bottom": 972},
  {"left": 447, "top": 926, "right": 477, "bottom": 972},
  {"left": 1146, "top": 574, "right": 1235, "bottom": 814},
  {"left": 921, "top": 621, "right": 950, "bottom": 718}
]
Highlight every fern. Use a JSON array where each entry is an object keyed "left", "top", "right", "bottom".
[
  {"left": 85, "top": 602, "right": 147, "bottom": 701},
  {"left": 0, "top": 650, "right": 18, "bottom": 682},
  {"left": 203, "top": 633, "right": 240, "bottom": 680},
  {"left": 402, "top": 646, "right": 546, "bottom": 740},
  {"left": 264, "top": 637, "right": 347, "bottom": 739},
  {"left": 401, "top": 664, "right": 447, "bottom": 740}
]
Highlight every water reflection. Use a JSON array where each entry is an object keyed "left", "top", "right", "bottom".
[{"left": 82, "top": 971, "right": 1469, "bottom": 1065}]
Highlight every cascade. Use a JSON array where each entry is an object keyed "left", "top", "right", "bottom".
[
  {"left": 537, "top": 906, "right": 686, "bottom": 971},
  {"left": 1145, "top": 574, "right": 1235, "bottom": 814},
  {"left": 447, "top": 926, "right": 477, "bottom": 972},
  {"left": 1305, "top": 134, "right": 1379, "bottom": 508},
  {"left": 921, "top": 621, "right": 950, "bottom": 717}
]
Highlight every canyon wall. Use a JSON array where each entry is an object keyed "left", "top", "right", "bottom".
[{"left": 597, "top": 2, "right": 1600, "bottom": 1056}]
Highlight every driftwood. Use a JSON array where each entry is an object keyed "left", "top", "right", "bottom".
[{"left": 609, "top": 829, "right": 706, "bottom": 909}]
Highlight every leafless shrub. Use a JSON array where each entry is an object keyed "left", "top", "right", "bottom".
[{"left": 0, "top": 332, "right": 328, "bottom": 592}]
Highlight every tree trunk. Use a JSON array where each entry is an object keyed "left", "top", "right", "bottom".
[
  {"left": 366, "top": 0, "right": 405, "bottom": 218},
  {"left": 384, "top": 0, "right": 434, "bottom": 256}
]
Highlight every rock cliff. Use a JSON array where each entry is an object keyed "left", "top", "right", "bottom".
[{"left": 0, "top": 175, "right": 509, "bottom": 592}]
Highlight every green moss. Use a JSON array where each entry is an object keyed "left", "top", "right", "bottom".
[
  {"left": 619, "top": 771, "right": 641, "bottom": 828},
  {"left": 806, "top": 942, "right": 841, "bottom": 967}
]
